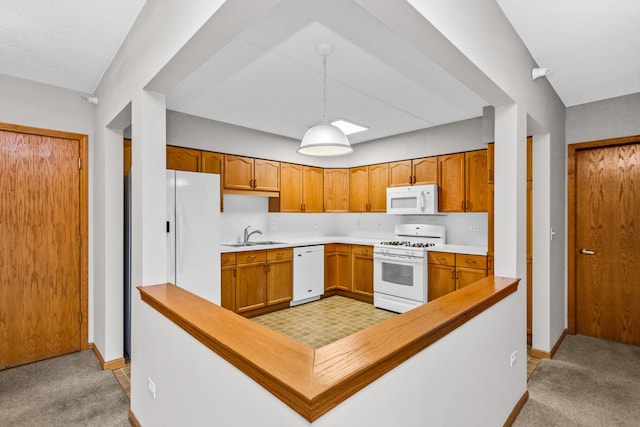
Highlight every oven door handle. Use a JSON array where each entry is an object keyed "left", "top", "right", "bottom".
[{"left": 375, "top": 254, "right": 424, "bottom": 263}]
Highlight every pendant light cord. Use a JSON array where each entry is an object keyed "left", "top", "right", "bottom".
[{"left": 322, "top": 52, "right": 327, "bottom": 121}]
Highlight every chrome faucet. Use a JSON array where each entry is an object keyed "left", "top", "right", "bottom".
[{"left": 243, "top": 225, "right": 263, "bottom": 244}]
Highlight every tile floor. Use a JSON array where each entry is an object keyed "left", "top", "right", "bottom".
[{"left": 251, "top": 296, "right": 397, "bottom": 349}]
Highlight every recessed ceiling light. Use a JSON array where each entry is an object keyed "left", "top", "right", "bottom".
[{"left": 331, "top": 119, "right": 369, "bottom": 136}]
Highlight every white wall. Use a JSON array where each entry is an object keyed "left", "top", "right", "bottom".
[
  {"left": 0, "top": 73, "right": 96, "bottom": 342},
  {"left": 566, "top": 92, "right": 640, "bottom": 144},
  {"left": 134, "top": 284, "right": 524, "bottom": 427}
]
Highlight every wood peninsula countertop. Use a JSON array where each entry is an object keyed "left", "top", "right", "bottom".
[{"left": 138, "top": 276, "right": 519, "bottom": 422}]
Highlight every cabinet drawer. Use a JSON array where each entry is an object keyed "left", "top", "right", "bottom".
[
  {"left": 351, "top": 245, "right": 373, "bottom": 257},
  {"left": 455, "top": 254, "right": 487, "bottom": 270},
  {"left": 267, "top": 247, "right": 292, "bottom": 260},
  {"left": 220, "top": 253, "right": 236, "bottom": 266},
  {"left": 325, "top": 243, "right": 351, "bottom": 253},
  {"left": 428, "top": 252, "right": 455, "bottom": 266},
  {"left": 236, "top": 250, "right": 266, "bottom": 264}
]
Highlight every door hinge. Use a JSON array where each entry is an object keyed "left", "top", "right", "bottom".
[
  {"left": 78, "top": 158, "right": 82, "bottom": 170},
  {"left": 78, "top": 311, "right": 83, "bottom": 324}
]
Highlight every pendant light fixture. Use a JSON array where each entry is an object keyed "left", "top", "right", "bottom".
[{"left": 298, "top": 44, "right": 353, "bottom": 157}]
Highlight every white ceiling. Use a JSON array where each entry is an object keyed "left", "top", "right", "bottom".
[
  {"left": 0, "top": 0, "right": 145, "bottom": 93},
  {"left": 2, "top": 0, "right": 639, "bottom": 141}
]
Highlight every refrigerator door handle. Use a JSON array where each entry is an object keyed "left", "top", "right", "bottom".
[{"left": 177, "top": 206, "right": 184, "bottom": 274}]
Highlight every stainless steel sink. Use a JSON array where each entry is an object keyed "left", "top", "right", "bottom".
[{"left": 222, "top": 241, "right": 285, "bottom": 247}]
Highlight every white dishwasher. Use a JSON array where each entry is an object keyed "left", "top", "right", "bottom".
[{"left": 291, "top": 245, "right": 324, "bottom": 306}]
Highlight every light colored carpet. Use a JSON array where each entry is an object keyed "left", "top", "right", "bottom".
[
  {"left": 0, "top": 350, "right": 130, "bottom": 427},
  {"left": 514, "top": 334, "right": 640, "bottom": 426}
]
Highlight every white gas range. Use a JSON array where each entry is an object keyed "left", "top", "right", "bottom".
[{"left": 373, "top": 224, "right": 446, "bottom": 313}]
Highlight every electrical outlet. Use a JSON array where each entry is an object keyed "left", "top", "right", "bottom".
[
  {"left": 377, "top": 221, "right": 384, "bottom": 228},
  {"left": 148, "top": 377, "right": 156, "bottom": 399},
  {"left": 510, "top": 350, "right": 517, "bottom": 367},
  {"left": 470, "top": 225, "right": 480, "bottom": 232}
]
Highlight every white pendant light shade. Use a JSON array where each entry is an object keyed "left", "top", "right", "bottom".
[
  {"left": 298, "top": 43, "right": 352, "bottom": 157},
  {"left": 298, "top": 121, "right": 353, "bottom": 156}
]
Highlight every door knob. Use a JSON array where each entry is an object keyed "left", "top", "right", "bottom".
[{"left": 579, "top": 248, "right": 595, "bottom": 255}]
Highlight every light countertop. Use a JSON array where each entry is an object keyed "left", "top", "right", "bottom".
[{"left": 220, "top": 236, "right": 487, "bottom": 256}]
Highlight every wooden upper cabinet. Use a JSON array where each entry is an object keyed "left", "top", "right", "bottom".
[
  {"left": 438, "top": 153, "right": 465, "bottom": 212},
  {"left": 201, "top": 151, "right": 223, "bottom": 174},
  {"left": 368, "top": 163, "right": 388, "bottom": 212},
  {"left": 388, "top": 160, "right": 412, "bottom": 187},
  {"left": 124, "top": 138, "right": 131, "bottom": 175},
  {"left": 324, "top": 169, "right": 349, "bottom": 212},
  {"left": 465, "top": 150, "right": 488, "bottom": 212},
  {"left": 224, "top": 155, "right": 254, "bottom": 190},
  {"left": 389, "top": 157, "right": 437, "bottom": 187},
  {"left": 349, "top": 166, "right": 369, "bottom": 212},
  {"left": 167, "top": 146, "right": 201, "bottom": 172},
  {"left": 224, "top": 155, "right": 280, "bottom": 192},
  {"left": 279, "top": 162, "right": 303, "bottom": 212},
  {"left": 413, "top": 157, "right": 438, "bottom": 185},
  {"left": 254, "top": 159, "right": 280, "bottom": 191},
  {"left": 302, "top": 166, "right": 324, "bottom": 212}
]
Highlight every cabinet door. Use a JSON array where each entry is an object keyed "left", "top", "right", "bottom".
[
  {"left": 201, "top": 151, "right": 224, "bottom": 211},
  {"left": 428, "top": 264, "right": 456, "bottom": 301},
  {"left": 167, "top": 146, "right": 201, "bottom": 172},
  {"left": 324, "top": 251, "right": 338, "bottom": 291},
  {"left": 279, "top": 162, "right": 302, "bottom": 212},
  {"left": 351, "top": 246, "right": 373, "bottom": 296},
  {"left": 388, "top": 160, "right": 412, "bottom": 187},
  {"left": 221, "top": 265, "right": 236, "bottom": 311},
  {"left": 465, "top": 150, "right": 488, "bottom": 212},
  {"left": 201, "top": 151, "right": 223, "bottom": 174},
  {"left": 266, "top": 258, "right": 292, "bottom": 305},
  {"left": 438, "top": 153, "right": 465, "bottom": 212},
  {"left": 254, "top": 159, "right": 280, "bottom": 191},
  {"left": 349, "top": 166, "right": 369, "bottom": 212},
  {"left": 323, "top": 169, "right": 349, "bottom": 212},
  {"left": 412, "top": 157, "right": 437, "bottom": 185},
  {"left": 224, "top": 155, "right": 254, "bottom": 190},
  {"left": 336, "top": 251, "right": 352, "bottom": 291},
  {"left": 455, "top": 267, "right": 487, "bottom": 289},
  {"left": 124, "top": 138, "right": 131, "bottom": 175},
  {"left": 302, "top": 166, "right": 324, "bottom": 212},
  {"left": 235, "top": 262, "right": 266, "bottom": 312},
  {"left": 368, "top": 163, "right": 389, "bottom": 212}
]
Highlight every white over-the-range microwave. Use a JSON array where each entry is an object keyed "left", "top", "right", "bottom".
[{"left": 386, "top": 184, "right": 439, "bottom": 215}]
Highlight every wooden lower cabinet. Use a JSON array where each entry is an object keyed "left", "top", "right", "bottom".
[
  {"left": 351, "top": 245, "right": 373, "bottom": 297},
  {"left": 324, "top": 244, "right": 351, "bottom": 291},
  {"left": 220, "top": 253, "right": 237, "bottom": 311},
  {"left": 223, "top": 248, "right": 292, "bottom": 315},
  {"left": 427, "top": 252, "right": 487, "bottom": 301},
  {"left": 266, "top": 248, "right": 293, "bottom": 305}
]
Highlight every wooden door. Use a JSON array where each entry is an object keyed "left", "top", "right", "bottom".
[
  {"left": 575, "top": 143, "right": 640, "bottom": 345},
  {"left": 201, "top": 151, "right": 224, "bottom": 211},
  {"left": 220, "top": 253, "right": 236, "bottom": 312},
  {"left": 349, "top": 166, "right": 369, "bottom": 212},
  {"left": 368, "top": 163, "right": 389, "bottom": 212},
  {"left": 438, "top": 153, "right": 465, "bottom": 212},
  {"left": 253, "top": 159, "right": 280, "bottom": 191},
  {"left": 224, "top": 155, "right": 254, "bottom": 190},
  {"left": 323, "top": 169, "right": 349, "bottom": 212},
  {"left": 413, "top": 157, "right": 438, "bottom": 185},
  {"left": 456, "top": 267, "right": 487, "bottom": 289},
  {"left": 279, "top": 163, "right": 302, "bottom": 212},
  {"left": 166, "top": 146, "right": 201, "bottom": 172},
  {"left": 302, "top": 166, "right": 323, "bottom": 212},
  {"left": 487, "top": 143, "right": 495, "bottom": 275},
  {"left": 124, "top": 138, "right": 132, "bottom": 175},
  {"left": 388, "top": 160, "right": 412, "bottom": 187},
  {"left": 0, "top": 128, "right": 87, "bottom": 369},
  {"left": 526, "top": 137, "right": 533, "bottom": 341},
  {"left": 428, "top": 264, "right": 455, "bottom": 301},
  {"left": 465, "top": 150, "right": 488, "bottom": 212},
  {"left": 324, "top": 249, "right": 338, "bottom": 291}
]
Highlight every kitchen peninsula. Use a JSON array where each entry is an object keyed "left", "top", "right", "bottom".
[{"left": 134, "top": 275, "right": 521, "bottom": 426}]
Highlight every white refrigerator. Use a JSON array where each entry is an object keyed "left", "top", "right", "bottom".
[{"left": 166, "top": 170, "right": 220, "bottom": 304}]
